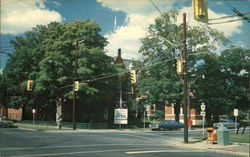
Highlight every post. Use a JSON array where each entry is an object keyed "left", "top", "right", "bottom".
[
  {"left": 234, "top": 109, "right": 238, "bottom": 134},
  {"left": 72, "top": 41, "right": 78, "bottom": 130},
  {"left": 144, "top": 111, "right": 146, "bottom": 128},
  {"left": 235, "top": 115, "right": 237, "bottom": 134},
  {"left": 119, "top": 76, "right": 122, "bottom": 129},
  {"left": 183, "top": 13, "right": 188, "bottom": 143},
  {"left": 202, "top": 115, "right": 205, "bottom": 136},
  {"left": 32, "top": 109, "right": 35, "bottom": 126}
]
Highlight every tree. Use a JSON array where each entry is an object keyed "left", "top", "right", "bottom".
[
  {"left": 3, "top": 20, "right": 117, "bottom": 122},
  {"left": 138, "top": 10, "right": 228, "bottom": 121},
  {"left": 219, "top": 48, "right": 250, "bottom": 120}
]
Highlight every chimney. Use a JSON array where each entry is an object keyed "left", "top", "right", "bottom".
[{"left": 118, "top": 48, "right": 121, "bottom": 57}]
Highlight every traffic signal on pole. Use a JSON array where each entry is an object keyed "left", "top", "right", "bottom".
[
  {"left": 177, "top": 59, "right": 183, "bottom": 75},
  {"left": 130, "top": 70, "right": 136, "bottom": 83},
  {"left": 27, "top": 80, "right": 33, "bottom": 91},
  {"left": 193, "top": 0, "right": 208, "bottom": 23},
  {"left": 74, "top": 81, "right": 79, "bottom": 91}
]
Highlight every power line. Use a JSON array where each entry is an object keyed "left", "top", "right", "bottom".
[
  {"left": 209, "top": 11, "right": 250, "bottom": 21},
  {"left": 150, "top": 0, "right": 164, "bottom": 16},
  {"left": 223, "top": 0, "right": 250, "bottom": 23},
  {"left": 208, "top": 16, "right": 249, "bottom": 25}
]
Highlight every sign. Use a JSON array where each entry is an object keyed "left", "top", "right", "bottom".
[
  {"left": 234, "top": 109, "right": 238, "bottom": 116},
  {"left": 188, "top": 120, "right": 193, "bottom": 127},
  {"left": 201, "top": 103, "right": 205, "bottom": 111},
  {"left": 32, "top": 109, "right": 36, "bottom": 114},
  {"left": 114, "top": 109, "right": 128, "bottom": 124},
  {"left": 200, "top": 111, "right": 206, "bottom": 116}
]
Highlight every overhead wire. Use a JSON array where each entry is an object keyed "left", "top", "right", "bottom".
[
  {"left": 78, "top": 51, "right": 207, "bottom": 84},
  {"left": 208, "top": 17, "right": 249, "bottom": 25},
  {"left": 209, "top": 11, "right": 250, "bottom": 21},
  {"left": 223, "top": 0, "right": 250, "bottom": 23}
]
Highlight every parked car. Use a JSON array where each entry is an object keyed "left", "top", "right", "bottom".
[
  {"left": 0, "top": 116, "right": 14, "bottom": 128},
  {"left": 213, "top": 119, "right": 239, "bottom": 129},
  {"left": 149, "top": 120, "right": 184, "bottom": 131}
]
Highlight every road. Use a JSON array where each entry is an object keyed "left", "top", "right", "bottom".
[{"left": 0, "top": 128, "right": 243, "bottom": 157}]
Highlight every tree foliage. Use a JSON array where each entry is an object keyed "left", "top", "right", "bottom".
[
  {"left": 136, "top": 10, "right": 248, "bottom": 122},
  {"left": 2, "top": 20, "right": 117, "bottom": 122}
]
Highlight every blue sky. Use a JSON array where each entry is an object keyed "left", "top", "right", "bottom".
[{"left": 1, "top": 0, "right": 249, "bottom": 70}]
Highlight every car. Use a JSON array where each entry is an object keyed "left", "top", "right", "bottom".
[
  {"left": 149, "top": 120, "right": 184, "bottom": 131},
  {"left": 0, "top": 116, "right": 14, "bottom": 128},
  {"left": 213, "top": 119, "right": 239, "bottom": 129}
]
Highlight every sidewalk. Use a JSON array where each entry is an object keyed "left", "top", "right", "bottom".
[{"left": 172, "top": 139, "right": 250, "bottom": 157}]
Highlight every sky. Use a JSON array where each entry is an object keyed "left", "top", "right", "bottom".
[{"left": 1, "top": 0, "right": 250, "bottom": 70}]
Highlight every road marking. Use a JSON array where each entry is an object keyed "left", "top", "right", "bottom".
[
  {"left": 7, "top": 148, "right": 171, "bottom": 157},
  {"left": 0, "top": 144, "right": 163, "bottom": 151},
  {"left": 126, "top": 149, "right": 204, "bottom": 154}
]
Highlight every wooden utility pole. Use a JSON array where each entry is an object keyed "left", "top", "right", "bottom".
[{"left": 183, "top": 13, "right": 189, "bottom": 143}]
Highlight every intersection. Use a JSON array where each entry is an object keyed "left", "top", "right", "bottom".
[{"left": 1, "top": 128, "right": 247, "bottom": 157}]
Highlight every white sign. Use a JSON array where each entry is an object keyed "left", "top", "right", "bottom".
[
  {"left": 201, "top": 103, "right": 205, "bottom": 111},
  {"left": 32, "top": 109, "right": 36, "bottom": 113},
  {"left": 114, "top": 109, "right": 128, "bottom": 124},
  {"left": 200, "top": 111, "right": 206, "bottom": 116},
  {"left": 234, "top": 109, "right": 238, "bottom": 116}
]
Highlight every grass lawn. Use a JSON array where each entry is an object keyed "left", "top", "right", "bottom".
[
  {"left": 15, "top": 123, "right": 71, "bottom": 131},
  {"left": 230, "top": 134, "right": 250, "bottom": 143},
  {"left": 194, "top": 134, "right": 250, "bottom": 143}
]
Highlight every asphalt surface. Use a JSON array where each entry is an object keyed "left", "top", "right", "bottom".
[{"left": 0, "top": 128, "right": 248, "bottom": 157}]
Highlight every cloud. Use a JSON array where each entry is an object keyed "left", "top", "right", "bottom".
[
  {"left": 97, "top": 0, "right": 174, "bottom": 14},
  {"left": 105, "top": 13, "right": 158, "bottom": 59},
  {"left": 98, "top": 0, "right": 174, "bottom": 59},
  {"left": 176, "top": 7, "right": 243, "bottom": 37},
  {"left": 1, "top": 0, "right": 63, "bottom": 35},
  {"left": 98, "top": 0, "right": 244, "bottom": 60}
]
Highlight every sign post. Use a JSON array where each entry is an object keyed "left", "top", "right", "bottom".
[
  {"left": 201, "top": 103, "right": 206, "bottom": 136},
  {"left": 234, "top": 109, "right": 238, "bottom": 134},
  {"left": 32, "top": 109, "right": 36, "bottom": 126}
]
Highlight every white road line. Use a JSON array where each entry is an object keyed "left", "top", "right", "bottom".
[
  {"left": 0, "top": 144, "right": 164, "bottom": 151},
  {"left": 7, "top": 148, "right": 170, "bottom": 157},
  {"left": 126, "top": 149, "right": 204, "bottom": 154}
]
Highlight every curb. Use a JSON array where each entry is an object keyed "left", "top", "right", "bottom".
[
  {"left": 172, "top": 141, "right": 249, "bottom": 157},
  {"left": 205, "top": 149, "right": 249, "bottom": 157}
]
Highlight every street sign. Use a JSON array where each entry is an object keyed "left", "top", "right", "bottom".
[
  {"left": 114, "top": 109, "right": 128, "bottom": 124},
  {"left": 201, "top": 103, "right": 205, "bottom": 111},
  {"left": 200, "top": 111, "right": 206, "bottom": 116},
  {"left": 234, "top": 109, "right": 238, "bottom": 116}
]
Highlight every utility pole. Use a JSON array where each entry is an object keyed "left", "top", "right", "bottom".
[
  {"left": 183, "top": 13, "right": 189, "bottom": 143},
  {"left": 72, "top": 41, "right": 78, "bottom": 130}
]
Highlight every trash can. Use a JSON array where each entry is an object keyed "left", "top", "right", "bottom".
[
  {"left": 217, "top": 126, "right": 230, "bottom": 145},
  {"left": 207, "top": 128, "right": 217, "bottom": 144}
]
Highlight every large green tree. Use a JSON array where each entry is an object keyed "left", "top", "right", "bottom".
[
  {"left": 137, "top": 10, "right": 228, "bottom": 121},
  {"left": 3, "top": 20, "right": 117, "bottom": 122}
]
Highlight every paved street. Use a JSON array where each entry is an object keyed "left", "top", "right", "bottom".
[{"left": 0, "top": 128, "right": 247, "bottom": 157}]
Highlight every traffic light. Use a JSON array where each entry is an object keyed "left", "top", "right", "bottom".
[
  {"left": 193, "top": 0, "right": 208, "bottom": 23},
  {"left": 130, "top": 70, "right": 136, "bottom": 83},
  {"left": 74, "top": 81, "right": 79, "bottom": 91},
  {"left": 27, "top": 80, "right": 33, "bottom": 91},
  {"left": 176, "top": 59, "right": 183, "bottom": 75}
]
